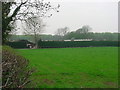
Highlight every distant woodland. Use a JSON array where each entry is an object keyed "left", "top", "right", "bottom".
[{"left": 9, "top": 32, "right": 119, "bottom": 43}]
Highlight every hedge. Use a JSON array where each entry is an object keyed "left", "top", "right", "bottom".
[
  {"left": 6, "top": 40, "right": 119, "bottom": 49},
  {"left": 38, "top": 41, "right": 119, "bottom": 48},
  {"left": 2, "top": 46, "right": 33, "bottom": 88},
  {"left": 6, "top": 40, "right": 35, "bottom": 49}
]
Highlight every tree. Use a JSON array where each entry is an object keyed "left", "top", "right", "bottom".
[
  {"left": 65, "top": 25, "right": 92, "bottom": 39},
  {"left": 76, "top": 25, "right": 92, "bottom": 34},
  {"left": 2, "top": 1, "right": 27, "bottom": 44},
  {"left": 81, "top": 25, "right": 92, "bottom": 33},
  {"left": 55, "top": 27, "right": 69, "bottom": 36},
  {"left": 23, "top": 16, "right": 46, "bottom": 48},
  {"left": 2, "top": 0, "right": 60, "bottom": 44}
]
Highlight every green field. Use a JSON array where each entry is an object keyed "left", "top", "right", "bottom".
[{"left": 17, "top": 47, "right": 118, "bottom": 88}]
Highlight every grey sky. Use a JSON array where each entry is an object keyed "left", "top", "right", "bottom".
[{"left": 17, "top": 0, "right": 119, "bottom": 35}]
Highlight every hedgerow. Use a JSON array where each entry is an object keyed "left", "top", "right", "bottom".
[
  {"left": 38, "top": 41, "right": 119, "bottom": 48},
  {"left": 2, "top": 46, "right": 34, "bottom": 88}
]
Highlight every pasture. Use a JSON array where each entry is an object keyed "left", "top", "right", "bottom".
[{"left": 17, "top": 47, "right": 118, "bottom": 88}]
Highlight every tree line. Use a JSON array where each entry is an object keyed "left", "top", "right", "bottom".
[
  {"left": 9, "top": 32, "right": 119, "bottom": 42},
  {"left": 9, "top": 25, "right": 119, "bottom": 42},
  {"left": 55, "top": 25, "right": 119, "bottom": 41},
  {"left": 64, "top": 32, "right": 118, "bottom": 41}
]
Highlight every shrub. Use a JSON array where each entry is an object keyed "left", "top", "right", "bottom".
[{"left": 2, "top": 46, "right": 34, "bottom": 88}]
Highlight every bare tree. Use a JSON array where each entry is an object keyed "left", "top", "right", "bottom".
[
  {"left": 23, "top": 16, "right": 46, "bottom": 48},
  {"left": 2, "top": 0, "right": 60, "bottom": 44},
  {"left": 55, "top": 27, "right": 69, "bottom": 36},
  {"left": 81, "top": 25, "right": 92, "bottom": 33},
  {"left": 76, "top": 25, "right": 92, "bottom": 34}
]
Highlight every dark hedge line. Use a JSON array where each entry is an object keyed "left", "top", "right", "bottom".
[
  {"left": 6, "top": 40, "right": 35, "bottom": 49},
  {"left": 6, "top": 41, "right": 119, "bottom": 48},
  {"left": 38, "top": 41, "right": 119, "bottom": 48},
  {"left": 6, "top": 42, "right": 28, "bottom": 48}
]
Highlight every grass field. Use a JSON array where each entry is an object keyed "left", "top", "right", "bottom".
[{"left": 17, "top": 47, "right": 118, "bottom": 88}]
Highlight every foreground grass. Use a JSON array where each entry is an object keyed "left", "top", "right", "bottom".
[{"left": 17, "top": 47, "right": 118, "bottom": 88}]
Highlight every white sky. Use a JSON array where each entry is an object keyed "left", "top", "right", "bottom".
[{"left": 17, "top": 0, "right": 119, "bottom": 35}]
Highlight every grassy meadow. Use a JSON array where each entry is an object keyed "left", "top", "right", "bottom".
[{"left": 17, "top": 47, "right": 118, "bottom": 88}]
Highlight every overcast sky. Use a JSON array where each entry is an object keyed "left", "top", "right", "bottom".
[{"left": 17, "top": 0, "right": 119, "bottom": 35}]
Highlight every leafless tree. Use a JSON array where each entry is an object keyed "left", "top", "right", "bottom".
[
  {"left": 23, "top": 16, "right": 46, "bottom": 48},
  {"left": 76, "top": 25, "right": 92, "bottom": 34},
  {"left": 55, "top": 27, "right": 69, "bottom": 36},
  {"left": 81, "top": 25, "right": 92, "bottom": 33},
  {"left": 2, "top": 0, "right": 60, "bottom": 43}
]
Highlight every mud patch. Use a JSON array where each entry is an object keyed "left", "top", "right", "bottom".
[
  {"left": 104, "top": 82, "right": 118, "bottom": 87},
  {"left": 42, "top": 79, "right": 55, "bottom": 85}
]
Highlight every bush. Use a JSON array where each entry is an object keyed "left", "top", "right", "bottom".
[{"left": 2, "top": 46, "right": 34, "bottom": 88}]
